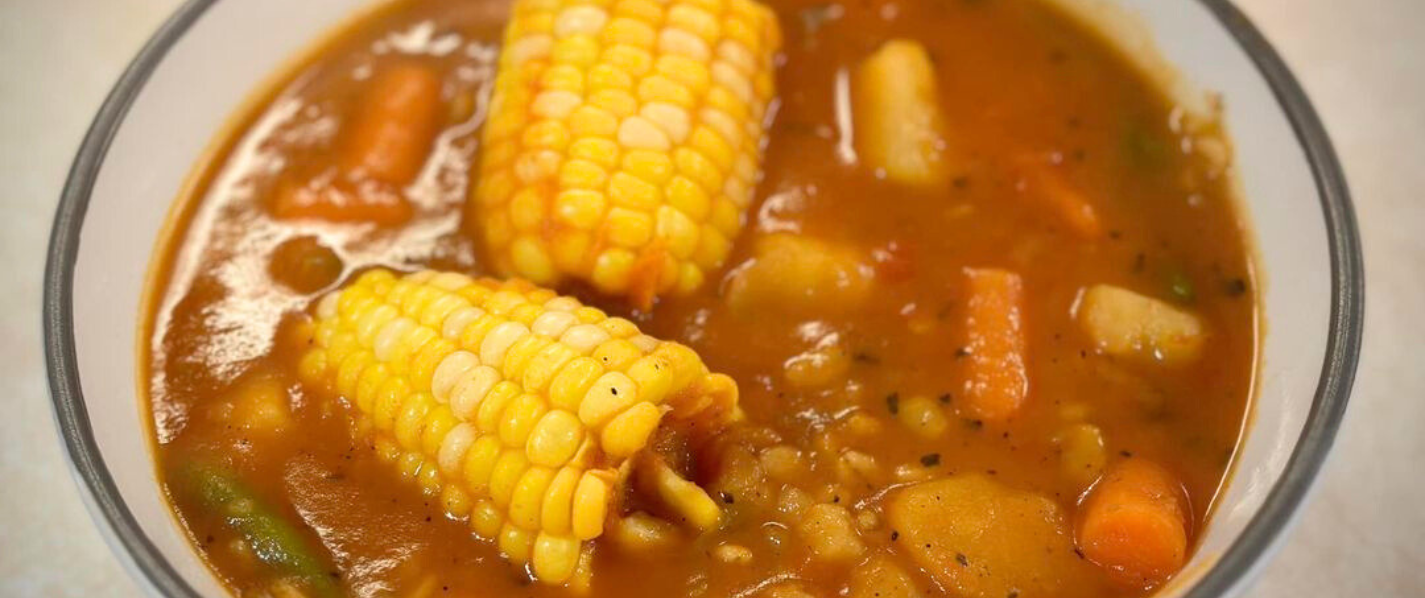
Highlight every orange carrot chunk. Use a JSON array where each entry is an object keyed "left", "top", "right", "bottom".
[
  {"left": 269, "top": 63, "right": 443, "bottom": 225},
  {"left": 338, "top": 62, "right": 444, "bottom": 185},
  {"left": 955, "top": 268, "right": 1028, "bottom": 422},
  {"left": 1016, "top": 159, "right": 1102, "bottom": 239},
  {"left": 1076, "top": 458, "right": 1190, "bottom": 590}
]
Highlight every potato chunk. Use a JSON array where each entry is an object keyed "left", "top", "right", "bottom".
[
  {"left": 847, "top": 556, "right": 923, "bottom": 598},
  {"left": 1078, "top": 285, "right": 1205, "bottom": 363},
  {"left": 853, "top": 40, "right": 950, "bottom": 187},
  {"left": 797, "top": 503, "right": 865, "bottom": 563},
  {"left": 725, "top": 234, "right": 873, "bottom": 316},
  {"left": 888, "top": 476, "right": 1084, "bottom": 597}
]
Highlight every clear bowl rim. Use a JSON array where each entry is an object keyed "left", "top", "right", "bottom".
[{"left": 42, "top": 0, "right": 1364, "bottom": 596}]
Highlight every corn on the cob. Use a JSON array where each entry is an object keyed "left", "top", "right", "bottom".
[
  {"left": 299, "top": 268, "right": 740, "bottom": 584},
  {"left": 468, "top": 0, "right": 782, "bottom": 306}
]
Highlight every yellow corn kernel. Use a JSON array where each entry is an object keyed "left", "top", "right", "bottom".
[
  {"left": 431, "top": 351, "right": 479, "bottom": 402},
  {"left": 552, "top": 34, "right": 601, "bottom": 68},
  {"left": 673, "top": 147, "right": 722, "bottom": 193},
  {"left": 550, "top": 356, "right": 604, "bottom": 410},
  {"left": 527, "top": 410, "right": 586, "bottom": 466},
  {"left": 503, "top": 334, "right": 554, "bottom": 380},
  {"left": 710, "top": 197, "right": 741, "bottom": 235},
  {"left": 643, "top": 103, "right": 692, "bottom": 144},
  {"left": 656, "top": 54, "right": 711, "bottom": 94},
  {"left": 602, "top": 17, "right": 655, "bottom": 47},
  {"left": 598, "top": 317, "right": 639, "bottom": 338},
  {"left": 449, "top": 365, "right": 500, "bottom": 420},
  {"left": 572, "top": 472, "right": 611, "bottom": 540},
  {"left": 574, "top": 306, "right": 607, "bottom": 324},
  {"left": 441, "top": 485, "right": 473, "bottom": 518},
  {"left": 499, "top": 394, "right": 549, "bottom": 447},
  {"left": 509, "top": 466, "right": 557, "bottom": 529},
  {"left": 463, "top": 435, "right": 504, "bottom": 491},
  {"left": 476, "top": 380, "right": 523, "bottom": 434},
  {"left": 542, "top": 466, "right": 582, "bottom": 534},
  {"left": 658, "top": 28, "right": 710, "bottom": 62},
  {"left": 608, "top": 171, "right": 661, "bottom": 211},
  {"left": 532, "top": 533, "right": 583, "bottom": 583},
  {"left": 394, "top": 392, "right": 435, "bottom": 450},
  {"left": 296, "top": 347, "right": 326, "bottom": 384},
  {"left": 605, "top": 207, "right": 655, "bottom": 247},
  {"left": 409, "top": 339, "right": 456, "bottom": 393},
  {"left": 589, "top": 88, "right": 640, "bottom": 119},
  {"left": 561, "top": 323, "right": 613, "bottom": 354},
  {"left": 553, "top": 189, "right": 608, "bottom": 230},
  {"left": 523, "top": 342, "right": 579, "bottom": 392},
  {"left": 692, "top": 224, "right": 730, "bottom": 268},
  {"left": 676, "top": 263, "right": 704, "bottom": 295},
  {"left": 472, "top": 499, "right": 504, "bottom": 538},
  {"left": 655, "top": 205, "right": 699, "bottom": 259},
  {"left": 591, "top": 337, "right": 642, "bottom": 371},
  {"left": 625, "top": 354, "right": 674, "bottom": 404},
  {"left": 622, "top": 149, "right": 676, "bottom": 184},
  {"left": 354, "top": 363, "right": 389, "bottom": 413},
  {"left": 438, "top": 422, "right": 477, "bottom": 476},
  {"left": 540, "top": 65, "right": 586, "bottom": 94},
  {"left": 637, "top": 75, "right": 695, "bottom": 109},
  {"left": 578, "top": 371, "right": 638, "bottom": 427},
  {"left": 665, "top": 175, "right": 711, "bottom": 221},
  {"left": 490, "top": 450, "right": 531, "bottom": 507},
  {"left": 500, "top": 522, "right": 536, "bottom": 564},
  {"left": 372, "top": 377, "right": 411, "bottom": 431},
  {"left": 688, "top": 126, "right": 734, "bottom": 171},
  {"left": 614, "top": 0, "right": 662, "bottom": 21},
  {"left": 418, "top": 461, "right": 443, "bottom": 495},
  {"left": 335, "top": 351, "right": 373, "bottom": 399},
  {"left": 554, "top": 5, "right": 609, "bottom": 37},
  {"left": 602, "top": 44, "right": 654, "bottom": 77},
  {"left": 897, "top": 395, "right": 949, "bottom": 439},
  {"left": 601, "top": 402, "right": 664, "bottom": 458}
]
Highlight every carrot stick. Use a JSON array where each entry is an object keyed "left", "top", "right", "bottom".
[
  {"left": 1016, "top": 159, "right": 1102, "bottom": 239},
  {"left": 1075, "top": 458, "right": 1190, "bottom": 589},
  {"left": 955, "top": 268, "right": 1028, "bottom": 422},
  {"left": 269, "top": 63, "right": 443, "bottom": 225},
  {"left": 338, "top": 62, "right": 444, "bottom": 185}
]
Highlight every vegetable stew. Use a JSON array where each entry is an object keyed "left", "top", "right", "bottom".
[{"left": 143, "top": 0, "right": 1257, "bottom": 596}]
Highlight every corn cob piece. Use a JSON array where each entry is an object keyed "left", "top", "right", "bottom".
[
  {"left": 468, "top": 0, "right": 782, "bottom": 307},
  {"left": 298, "top": 268, "right": 739, "bottom": 585}
]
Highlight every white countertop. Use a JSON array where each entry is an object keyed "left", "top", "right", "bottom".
[{"left": 1, "top": 0, "right": 1421, "bottom": 595}]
